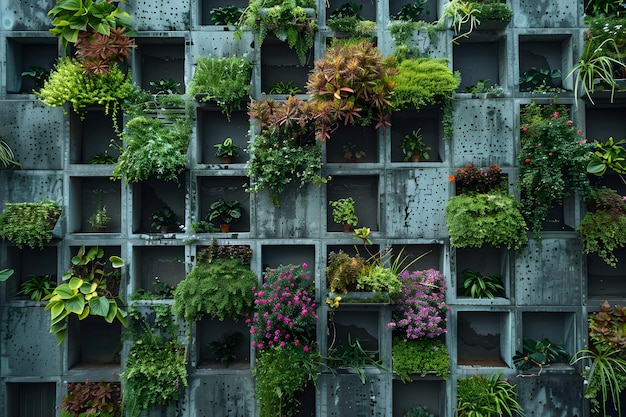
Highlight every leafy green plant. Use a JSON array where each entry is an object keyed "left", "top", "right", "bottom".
[
  {"left": 513, "top": 338, "right": 569, "bottom": 373},
  {"left": 210, "top": 5, "right": 243, "bottom": 25},
  {"left": 238, "top": 0, "right": 317, "bottom": 66},
  {"left": 0, "top": 136, "right": 19, "bottom": 168},
  {"left": 214, "top": 137, "right": 242, "bottom": 159},
  {"left": 441, "top": 0, "right": 480, "bottom": 42},
  {"left": 122, "top": 305, "right": 187, "bottom": 417},
  {"left": 112, "top": 115, "right": 191, "bottom": 183},
  {"left": 445, "top": 192, "right": 528, "bottom": 250},
  {"left": 326, "top": 251, "right": 364, "bottom": 294},
  {"left": 88, "top": 152, "right": 116, "bottom": 164},
  {"left": 403, "top": 405, "right": 434, "bottom": 417},
  {"left": 307, "top": 40, "right": 396, "bottom": 141},
  {"left": 587, "top": 136, "right": 626, "bottom": 178},
  {"left": 129, "top": 276, "right": 175, "bottom": 301},
  {"left": 21, "top": 65, "right": 51, "bottom": 91},
  {"left": 208, "top": 332, "right": 244, "bottom": 367},
  {"left": 17, "top": 275, "right": 57, "bottom": 302},
  {"left": 173, "top": 245, "right": 256, "bottom": 322},
  {"left": 88, "top": 200, "right": 111, "bottom": 230},
  {"left": 268, "top": 81, "right": 303, "bottom": 95},
  {"left": 327, "top": 2, "right": 376, "bottom": 37},
  {"left": 0, "top": 199, "right": 62, "bottom": 250},
  {"left": 462, "top": 79, "right": 504, "bottom": 97},
  {"left": 401, "top": 129, "right": 431, "bottom": 161},
  {"left": 0, "top": 269, "right": 14, "bottom": 282},
  {"left": 247, "top": 97, "right": 327, "bottom": 207},
  {"left": 327, "top": 333, "right": 385, "bottom": 384},
  {"left": 392, "top": 0, "right": 430, "bottom": 22},
  {"left": 460, "top": 269, "right": 505, "bottom": 299},
  {"left": 329, "top": 197, "right": 359, "bottom": 228},
  {"left": 519, "top": 67, "right": 563, "bottom": 93},
  {"left": 392, "top": 336, "right": 450, "bottom": 382},
  {"left": 36, "top": 57, "right": 134, "bottom": 126},
  {"left": 585, "top": 0, "right": 626, "bottom": 16},
  {"left": 149, "top": 78, "right": 181, "bottom": 95},
  {"left": 150, "top": 206, "right": 181, "bottom": 232},
  {"left": 43, "top": 246, "right": 126, "bottom": 344},
  {"left": 473, "top": 1, "right": 512, "bottom": 22},
  {"left": 59, "top": 381, "right": 122, "bottom": 417},
  {"left": 517, "top": 101, "right": 593, "bottom": 238},
  {"left": 188, "top": 56, "right": 252, "bottom": 121},
  {"left": 456, "top": 372, "right": 525, "bottom": 417},
  {"left": 209, "top": 199, "right": 242, "bottom": 225},
  {"left": 254, "top": 345, "right": 320, "bottom": 417},
  {"left": 391, "top": 56, "right": 459, "bottom": 111},
  {"left": 342, "top": 142, "right": 367, "bottom": 162},
  {"left": 579, "top": 187, "right": 626, "bottom": 267}
]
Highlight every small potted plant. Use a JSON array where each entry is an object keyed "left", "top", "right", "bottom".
[
  {"left": 150, "top": 206, "right": 181, "bottom": 233},
  {"left": 329, "top": 197, "right": 358, "bottom": 232},
  {"left": 209, "top": 199, "right": 242, "bottom": 233},
  {"left": 214, "top": 137, "right": 242, "bottom": 164},
  {"left": 342, "top": 142, "right": 366, "bottom": 163},
  {"left": 88, "top": 200, "right": 112, "bottom": 232},
  {"left": 400, "top": 129, "right": 431, "bottom": 162}
]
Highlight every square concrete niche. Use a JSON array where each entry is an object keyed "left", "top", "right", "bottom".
[
  {"left": 69, "top": 177, "right": 122, "bottom": 233},
  {"left": 132, "top": 178, "right": 186, "bottom": 234},
  {"left": 5, "top": 246, "right": 58, "bottom": 302},
  {"left": 199, "top": 0, "right": 247, "bottom": 25},
  {"left": 540, "top": 192, "right": 576, "bottom": 232},
  {"left": 518, "top": 34, "right": 572, "bottom": 93},
  {"left": 521, "top": 311, "right": 577, "bottom": 367},
  {"left": 455, "top": 247, "right": 511, "bottom": 302},
  {"left": 69, "top": 108, "right": 121, "bottom": 164},
  {"left": 134, "top": 37, "right": 186, "bottom": 93},
  {"left": 326, "top": 0, "right": 376, "bottom": 23},
  {"left": 325, "top": 125, "right": 378, "bottom": 163},
  {"left": 197, "top": 108, "right": 249, "bottom": 165},
  {"left": 6, "top": 382, "right": 56, "bottom": 417},
  {"left": 390, "top": 108, "right": 442, "bottom": 163},
  {"left": 319, "top": 373, "right": 388, "bottom": 416},
  {"left": 5, "top": 37, "right": 57, "bottom": 95},
  {"left": 392, "top": 378, "right": 445, "bottom": 417},
  {"left": 132, "top": 246, "right": 186, "bottom": 295},
  {"left": 389, "top": 243, "right": 443, "bottom": 272},
  {"left": 328, "top": 309, "right": 382, "bottom": 360},
  {"left": 587, "top": 246, "right": 626, "bottom": 302},
  {"left": 195, "top": 316, "right": 251, "bottom": 369},
  {"left": 453, "top": 36, "right": 507, "bottom": 93},
  {"left": 197, "top": 176, "right": 250, "bottom": 232},
  {"left": 389, "top": 0, "right": 438, "bottom": 22},
  {"left": 457, "top": 310, "right": 512, "bottom": 367},
  {"left": 261, "top": 244, "right": 316, "bottom": 272},
  {"left": 326, "top": 175, "right": 380, "bottom": 232},
  {"left": 585, "top": 104, "right": 626, "bottom": 141},
  {"left": 260, "top": 35, "right": 313, "bottom": 94},
  {"left": 67, "top": 315, "right": 122, "bottom": 369}
]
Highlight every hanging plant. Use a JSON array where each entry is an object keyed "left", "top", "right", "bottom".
[{"left": 0, "top": 199, "right": 62, "bottom": 250}]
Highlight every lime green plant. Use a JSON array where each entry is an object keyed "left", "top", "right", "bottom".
[
  {"left": 329, "top": 197, "right": 359, "bottom": 227},
  {"left": 441, "top": 0, "right": 480, "bottom": 42},
  {"left": 587, "top": 136, "right": 626, "bottom": 179},
  {"left": 188, "top": 56, "right": 252, "bottom": 121},
  {"left": 0, "top": 199, "right": 62, "bottom": 250},
  {"left": 43, "top": 246, "right": 126, "bottom": 344},
  {"left": 445, "top": 192, "right": 528, "bottom": 250},
  {"left": 36, "top": 57, "right": 134, "bottom": 126},
  {"left": 456, "top": 372, "right": 525, "bottom": 417},
  {"left": 392, "top": 336, "right": 450, "bottom": 382}
]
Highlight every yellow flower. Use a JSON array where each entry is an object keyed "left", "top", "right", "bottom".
[{"left": 325, "top": 296, "right": 342, "bottom": 308}]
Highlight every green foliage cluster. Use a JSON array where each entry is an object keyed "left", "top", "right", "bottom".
[
  {"left": 112, "top": 116, "right": 191, "bottom": 183},
  {"left": 460, "top": 269, "right": 505, "bottom": 299},
  {"left": 329, "top": 197, "right": 358, "bottom": 227},
  {"left": 356, "top": 265, "right": 402, "bottom": 294},
  {"left": 239, "top": 0, "right": 317, "bottom": 66},
  {"left": 247, "top": 97, "right": 327, "bottom": 207},
  {"left": 391, "top": 57, "right": 459, "bottom": 111},
  {"left": 326, "top": 334, "right": 385, "bottom": 383},
  {"left": 517, "top": 101, "right": 593, "bottom": 238},
  {"left": 401, "top": 129, "right": 431, "bottom": 161},
  {"left": 456, "top": 373, "right": 524, "bottom": 417},
  {"left": 584, "top": 15, "right": 626, "bottom": 65},
  {"left": 445, "top": 192, "right": 528, "bottom": 250},
  {"left": 210, "top": 5, "right": 243, "bottom": 25},
  {"left": 254, "top": 345, "right": 320, "bottom": 417},
  {"left": 473, "top": 1, "right": 512, "bottom": 22},
  {"left": 391, "top": 0, "right": 430, "bottom": 22},
  {"left": 0, "top": 199, "right": 62, "bottom": 250},
  {"left": 326, "top": 251, "right": 364, "bottom": 293},
  {"left": 403, "top": 405, "right": 434, "bottom": 417},
  {"left": 173, "top": 256, "right": 257, "bottom": 322},
  {"left": 122, "top": 305, "right": 188, "bottom": 417},
  {"left": 36, "top": 58, "right": 133, "bottom": 122},
  {"left": 579, "top": 204, "right": 626, "bottom": 267},
  {"left": 44, "top": 246, "right": 126, "bottom": 344},
  {"left": 59, "top": 381, "right": 122, "bottom": 417},
  {"left": 392, "top": 336, "right": 450, "bottom": 382},
  {"left": 513, "top": 338, "right": 569, "bottom": 372},
  {"left": 188, "top": 56, "right": 252, "bottom": 120},
  {"left": 17, "top": 275, "right": 57, "bottom": 302}
]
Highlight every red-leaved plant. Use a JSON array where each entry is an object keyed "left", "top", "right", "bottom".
[{"left": 59, "top": 380, "right": 122, "bottom": 417}]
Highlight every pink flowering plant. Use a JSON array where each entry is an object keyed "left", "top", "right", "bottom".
[
  {"left": 517, "top": 101, "right": 594, "bottom": 238},
  {"left": 249, "top": 263, "right": 318, "bottom": 351},
  {"left": 387, "top": 269, "right": 448, "bottom": 341}
]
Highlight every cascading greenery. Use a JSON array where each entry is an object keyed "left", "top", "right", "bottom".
[{"left": 0, "top": 199, "right": 62, "bottom": 250}]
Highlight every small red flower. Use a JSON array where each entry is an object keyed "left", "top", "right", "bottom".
[
  {"left": 553, "top": 112, "right": 559, "bottom": 118},
  {"left": 525, "top": 158, "right": 531, "bottom": 163},
  {"left": 577, "top": 129, "right": 583, "bottom": 135},
  {"left": 566, "top": 120, "right": 573, "bottom": 126},
  {"left": 549, "top": 152, "right": 553, "bottom": 157},
  {"left": 522, "top": 125, "right": 529, "bottom": 131},
  {"left": 448, "top": 175, "right": 455, "bottom": 182},
  {"left": 537, "top": 143, "right": 541, "bottom": 147}
]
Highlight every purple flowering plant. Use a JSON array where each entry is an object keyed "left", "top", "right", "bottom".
[
  {"left": 248, "top": 263, "right": 318, "bottom": 351},
  {"left": 387, "top": 269, "right": 448, "bottom": 341}
]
